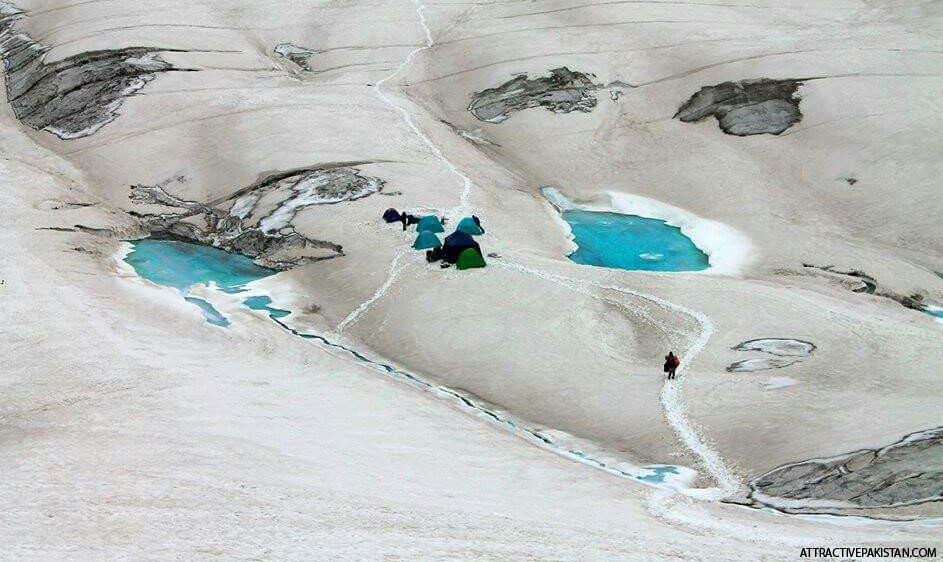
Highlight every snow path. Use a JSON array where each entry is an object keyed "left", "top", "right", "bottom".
[
  {"left": 339, "top": 0, "right": 472, "bottom": 333},
  {"left": 351, "top": 0, "right": 742, "bottom": 498},
  {"left": 336, "top": 249, "right": 407, "bottom": 332},
  {"left": 600, "top": 282, "right": 742, "bottom": 499},
  {"left": 371, "top": 0, "right": 473, "bottom": 217},
  {"left": 498, "top": 260, "right": 742, "bottom": 498}
]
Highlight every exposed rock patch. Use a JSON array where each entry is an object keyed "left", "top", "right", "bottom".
[
  {"left": 883, "top": 291, "right": 931, "bottom": 312},
  {"left": 35, "top": 199, "right": 94, "bottom": 210},
  {"left": 35, "top": 226, "right": 77, "bottom": 232},
  {"left": 675, "top": 78, "right": 804, "bottom": 136},
  {"left": 606, "top": 80, "right": 632, "bottom": 101},
  {"left": 763, "top": 376, "right": 799, "bottom": 390},
  {"left": 74, "top": 224, "right": 118, "bottom": 237},
  {"left": 468, "top": 67, "right": 602, "bottom": 123},
  {"left": 775, "top": 265, "right": 878, "bottom": 295},
  {"left": 71, "top": 246, "right": 101, "bottom": 256},
  {"left": 253, "top": 168, "right": 384, "bottom": 233},
  {"left": 727, "top": 357, "right": 801, "bottom": 373},
  {"left": 800, "top": 264, "right": 935, "bottom": 314},
  {"left": 752, "top": 427, "right": 943, "bottom": 510},
  {"left": 274, "top": 43, "right": 316, "bottom": 71},
  {"left": 733, "top": 338, "right": 815, "bottom": 357},
  {"left": 0, "top": 2, "right": 187, "bottom": 139},
  {"left": 802, "top": 264, "right": 877, "bottom": 294},
  {"left": 440, "top": 120, "right": 500, "bottom": 146},
  {"left": 131, "top": 165, "right": 385, "bottom": 269},
  {"left": 727, "top": 338, "right": 814, "bottom": 373}
]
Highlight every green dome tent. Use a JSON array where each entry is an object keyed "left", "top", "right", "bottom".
[
  {"left": 455, "top": 216, "right": 483, "bottom": 236},
  {"left": 412, "top": 231, "right": 441, "bottom": 250},
  {"left": 417, "top": 215, "right": 444, "bottom": 233},
  {"left": 442, "top": 231, "right": 480, "bottom": 263},
  {"left": 456, "top": 247, "right": 486, "bottom": 270}
]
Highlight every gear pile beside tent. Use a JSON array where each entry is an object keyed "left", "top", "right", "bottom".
[{"left": 381, "top": 209, "right": 487, "bottom": 270}]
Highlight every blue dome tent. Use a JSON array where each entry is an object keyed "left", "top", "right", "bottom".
[
  {"left": 382, "top": 208, "right": 401, "bottom": 223},
  {"left": 442, "top": 230, "right": 481, "bottom": 263}
]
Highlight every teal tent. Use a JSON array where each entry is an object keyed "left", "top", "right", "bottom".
[
  {"left": 417, "top": 215, "right": 444, "bottom": 233},
  {"left": 412, "top": 231, "right": 441, "bottom": 250},
  {"left": 455, "top": 216, "right": 483, "bottom": 236}
]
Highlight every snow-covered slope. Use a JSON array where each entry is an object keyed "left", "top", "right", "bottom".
[{"left": 1, "top": 0, "right": 941, "bottom": 558}]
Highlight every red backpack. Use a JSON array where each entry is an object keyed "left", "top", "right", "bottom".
[{"left": 672, "top": 355, "right": 681, "bottom": 368}]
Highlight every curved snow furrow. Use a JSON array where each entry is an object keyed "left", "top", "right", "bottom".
[
  {"left": 498, "top": 259, "right": 741, "bottom": 497},
  {"left": 497, "top": 257, "right": 686, "bottom": 342}
]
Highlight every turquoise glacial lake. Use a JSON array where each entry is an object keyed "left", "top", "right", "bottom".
[
  {"left": 562, "top": 210, "right": 709, "bottom": 272},
  {"left": 126, "top": 238, "right": 276, "bottom": 326}
]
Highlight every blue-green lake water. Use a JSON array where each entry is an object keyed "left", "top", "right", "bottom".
[
  {"left": 243, "top": 295, "right": 291, "bottom": 319},
  {"left": 562, "top": 210, "right": 709, "bottom": 272},
  {"left": 126, "top": 238, "right": 276, "bottom": 326}
]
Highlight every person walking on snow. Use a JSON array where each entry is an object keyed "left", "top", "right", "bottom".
[{"left": 664, "top": 352, "right": 680, "bottom": 380}]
